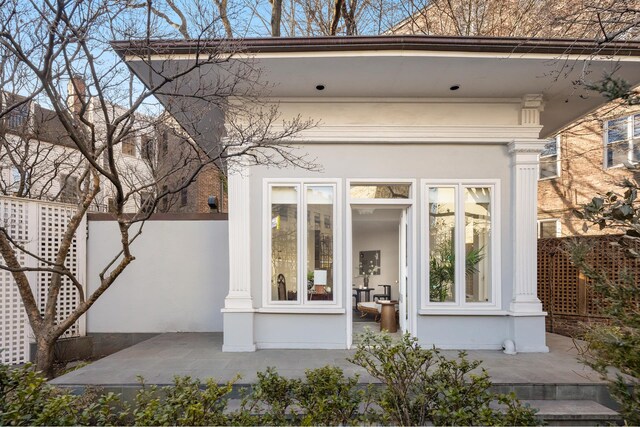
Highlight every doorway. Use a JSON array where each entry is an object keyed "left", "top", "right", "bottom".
[{"left": 349, "top": 206, "right": 408, "bottom": 345}]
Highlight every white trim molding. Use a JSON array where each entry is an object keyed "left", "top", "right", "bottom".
[
  {"left": 272, "top": 125, "right": 543, "bottom": 144},
  {"left": 509, "top": 139, "right": 547, "bottom": 314}
]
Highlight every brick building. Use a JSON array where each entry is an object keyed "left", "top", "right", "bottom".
[
  {"left": 154, "top": 121, "right": 227, "bottom": 214},
  {"left": 537, "top": 103, "right": 640, "bottom": 237}
]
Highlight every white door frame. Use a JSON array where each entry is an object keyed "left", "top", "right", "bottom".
[{"left": 345, "top": 179, "right": 417, "bottom": 349}]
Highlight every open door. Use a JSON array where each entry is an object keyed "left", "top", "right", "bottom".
[{"left": 398, "top": 209, "right": 408, "bottom": 333}]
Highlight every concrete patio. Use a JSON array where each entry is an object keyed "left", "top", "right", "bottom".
[{"left": 51, "top": 332, "right": 612, "bottom": 394}]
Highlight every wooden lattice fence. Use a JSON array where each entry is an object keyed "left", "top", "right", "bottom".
[{"left": 537, "top": 235, "right": 640, "bottom": 337}]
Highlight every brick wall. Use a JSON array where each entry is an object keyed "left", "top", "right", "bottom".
[{"left": 538, "top": 102, "right": 640, "bottom": 236}]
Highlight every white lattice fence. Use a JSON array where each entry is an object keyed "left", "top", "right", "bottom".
[{"left": 0, "top": 196, "right": 86, "bottom": 365}]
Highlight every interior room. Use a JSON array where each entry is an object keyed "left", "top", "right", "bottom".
[{"left": 352, "top": 207, "right": 402, "bottom": 340}]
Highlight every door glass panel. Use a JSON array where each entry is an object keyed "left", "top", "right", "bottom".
[
  {"left": 306, "top": 186, "right": 334, "bottom": 302},
  {"left": 350, "top": 184, "right": 410, "bottom": 199},
  {"left": 464, "top": 187, "right": 491, "bottom": 303},
  {"left": 428, "top": 187, "right": 456, "bottom": 303},
  {"left": 271, "top": 186, "right": 298, "bottom": 301}
]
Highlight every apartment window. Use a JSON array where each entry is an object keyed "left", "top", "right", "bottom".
[
  {"left": 161, "top": 131, "right": 169, "bottom": 156},
  {"left": 140, "top": 192, "right": 154, "bottom": 214},
  {"left": 141, "top": 134, "right": 155, "bottom": 164},
  {"left": 605, "top": 114, "right": 640, "bottom": 168},
  {"left": 268, "top": 182, "right": 337, "bottom": 305},
  {"left": 538, "top": 219, "right": 560, "bottom": 238},
  {"left": 121, "top": 136, "right": 136, "bottom": 157},
  {"left": 3, "top": 98, "right": 30, "bottom": 130},
  {"left": 539, "top": 136, "right": 560, "bottom": 179},
  {"left": 160, "top": 185, "right": 169, "bottom": 212},
  {"left": 180, "top": 187, "right": 188, "bottom": 207},
  {"left": 107, "top": 198, "right": 116, "bottom": 213},
  {"left": 60, "top": 175, "right": 79, "bottom": 203},
  {"left": 425, "top": 182, "right": 497, "bottom": 308}
]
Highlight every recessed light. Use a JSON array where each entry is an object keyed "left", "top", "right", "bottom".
[
  {"left": 449, "top": 84, "right": 460, "bottom": 91},
  {"left": 316, "top": 84, "right": 325, "bottom": 91}
]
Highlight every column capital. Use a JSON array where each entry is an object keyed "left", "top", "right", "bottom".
[
  {"left": 520, "top": 94, "right": 545, "bottom": 126},
  {"left": 508, "top": 139, "right": 548, "bottom": 155}
]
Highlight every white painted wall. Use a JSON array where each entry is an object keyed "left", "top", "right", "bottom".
[
  {"left": 352, "top": 213, "right": 401, "bottom": 301},
  {"left": 86, "top": 219, "right": 228, "bottom": 333}
]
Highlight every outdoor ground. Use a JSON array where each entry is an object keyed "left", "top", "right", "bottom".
[{"left": 51, "top": 332, "right": 605, "bottom": 386}]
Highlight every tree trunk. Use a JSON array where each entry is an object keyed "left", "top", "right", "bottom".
[
  {"left": 271, "top": 0, "right": 282, "bottom": 37},
  {"left": 35, "top": 336, "right": 56, "bottom": 379}
]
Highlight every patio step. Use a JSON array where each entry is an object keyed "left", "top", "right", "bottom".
[{"left": 524, "top": 400, "right": 622, "bottom": 426}]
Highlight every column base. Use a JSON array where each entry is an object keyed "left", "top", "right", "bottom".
[
  {"left": 509, "top": 314, "right": 549, "bottom": 353},
  {"left": 510, "top": 298, "right": 543, "bottom": 314},
  {"left": 222, "top": 310, "right": 256, "bottom": 352}
]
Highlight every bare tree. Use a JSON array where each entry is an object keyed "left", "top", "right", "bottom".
[{"left": 0, "top": 0, "right": 315, "bottom": 377}]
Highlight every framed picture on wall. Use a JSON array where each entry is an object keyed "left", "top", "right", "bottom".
[{"left": 359, "top": 250, "right": 380, "bottom": 275}]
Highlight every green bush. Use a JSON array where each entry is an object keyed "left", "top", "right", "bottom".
[
  {"left": 349, "top": 331, "right": 539, "bottom": 426},
  {"left": 0, "top": 363, "right": 87, "bottom": 426}
]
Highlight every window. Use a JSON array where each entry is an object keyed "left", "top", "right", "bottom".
[
  {"left": 9, "top": 167, "right": 29, "bottom": 194},
  {"left": 180, "top": 187, "right": 188, "bottom": 207},
  {"left": 161, "top": 131, "right": 169, "bottom": 156},
  {"left": 60, "top": 175, "right": 79, "bottom": 203},
  {"left": 350, "top": 183, "right": 410, "bottom": 199},
  {"left": 605, "top": 114, "right": 640, "bottom": 168},
  {"left": 121, "top": 136, "right": 136, "bottom": 157},
  {"left": 425, "top": 182, "right": 497, "bottom": 308},
  {"left": 140, "top": 192, "right": 154, "bottom": 214},
  {"left": 268, "top": 182, "right": 337, "bottom": 305},
  {"left": 539, "top": 136, "right": 560, "bottom": 179},
  {"left": 537, "top": 219, "right": 560, "bottom": 238},
  {"left": 3, "top": 97, "right": 30, "bottom": 130},
  {"left": 107, "top": 198, "right": 116, "bottom": 213},
  {"left": 141, "top": 134, "right": 155, "bottom": 164}
]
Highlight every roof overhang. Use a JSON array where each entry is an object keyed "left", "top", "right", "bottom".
[{"left": 113, "top": 35, "right": 640, "bottom": 139}]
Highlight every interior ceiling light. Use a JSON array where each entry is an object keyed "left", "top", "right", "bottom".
[
  {"left": 316, "top": 84, "right": 325, "bottom": 91},
  {"left": 450, "top": 84, "right": 461, "bottom": 91}
]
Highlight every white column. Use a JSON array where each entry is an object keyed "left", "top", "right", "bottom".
[
  {"left": 508, "top": 139, "right": 546, "bottom": 314},
  {"left": 222, "top": 164, "right": 256, "bottom": 351}
]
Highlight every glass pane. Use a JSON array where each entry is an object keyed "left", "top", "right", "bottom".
[
  {"left": 607, "top": 117, "right": 628, "bottom": 144},
  {"left": 271, "top": 186, "right": 298, "bottom": 301},
  {"left": 464, "top": 187, "right": 491, "bottom": 303},
  {"left": 634, "top": 114, "right": 640, "bottom": 138},
  {"left": 428, "top": 187, "right": 456, "bottom": 303},
  {"left": 606, "top": 140, "right": 629, "bottom": 167},
  {"left": 540, "top": 138, "right": 557, "bottom": 157},
  {"left": 539, "top": 221, "right": 558, "bottom": 238},
  {"left": 350, "top": 184, "right": 410, "bottom": 199},
  {"left": 539, "top": 155, "right": 558, "bottom": 179},
  {"left": 306, "top": 186, "right": 334, "bottom": 302}
]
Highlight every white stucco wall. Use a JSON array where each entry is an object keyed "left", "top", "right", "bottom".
[
  {"left": 224, "top": 98, "right": 546, "bottom": 352},
  {"left": 86, "top": 219, "right": 228, "bottom": 333}
]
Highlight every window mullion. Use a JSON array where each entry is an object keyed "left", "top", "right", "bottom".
[
  {"left": 299, "top": 184, "right": 305, "bottom": 305},
  {"left": 456, "top": 184, "right": 465, "bottom": 307}
]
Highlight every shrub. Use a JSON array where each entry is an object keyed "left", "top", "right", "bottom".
[
  {"left": 235, "top": 365, "right": 374, "bottom": 426},
  {"left": 133, "top": 375, "right": 236, "bottom": 426},
  {"left": 348, "top": 331, "right": 539, "bottom": 426},
  {"left": 0, "top": 363, "right": 86, "bottom": 426}
]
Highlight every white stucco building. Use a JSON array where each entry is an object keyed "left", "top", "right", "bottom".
[{"left": 114, "top": 36, "right": 640, "bottom": 353}]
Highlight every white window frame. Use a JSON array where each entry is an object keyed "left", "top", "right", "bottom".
[
  {"left": 604, "top": 114, "right": 639, "bottom": 169},
  {"left": 421, "top": 179, "right": 501, "bottom": 312},
  {"left": 537, "top": 219, "right": 561, "bottom": 238},
  {"left": 262, "top": 178, "right": 342, "bottom": 310},
  {"left": 539, "top": 135, "right": 560, "bottom": 180}
]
